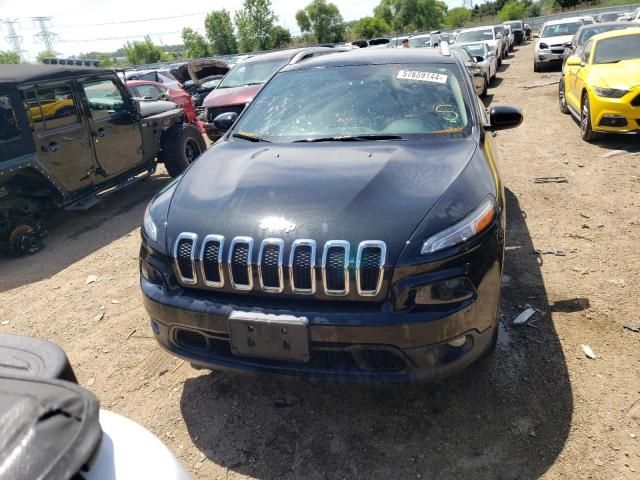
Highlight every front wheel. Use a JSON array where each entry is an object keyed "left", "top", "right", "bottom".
[
  {"left": 159, "top": 123, "right": 207, "bottom": 178},
  {"left": 580, "top": 94, "right": 600, "bottom": 142},
  {"left": 533, "top": 61, "right": 541, "bottom": 73},
  {"left": 559, "top": 77, "right": 569, "bottom": 114}
]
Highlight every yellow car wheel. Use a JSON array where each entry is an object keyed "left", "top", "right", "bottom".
[
  {"left": 559, "top": 77, "right": 569, "bottom": 114},
  {"left": 580, "top": 94, "right": 600, "bottom": 143}
]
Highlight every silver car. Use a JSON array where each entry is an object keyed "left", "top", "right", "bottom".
[{"left": 459, "top": 42, "right": 498, "bottom": 83}]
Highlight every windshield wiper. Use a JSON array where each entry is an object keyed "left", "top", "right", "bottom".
[
  {"left": 293, "top": 134, "right": 404, "bottom": 143},
  {"left": 232, "top": 132, "right": 270, "bottom": 142}
]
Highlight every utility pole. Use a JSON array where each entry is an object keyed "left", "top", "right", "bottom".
[
  {"left": 1, "top": 18, "right": 25, "bottom": 61},
  {"left": 32, "top": 16, "right": 57, "bottom": 53}
]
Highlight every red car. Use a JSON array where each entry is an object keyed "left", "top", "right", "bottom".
[{"left": 126, "top": 80, "right": 204, "bottom": 133}]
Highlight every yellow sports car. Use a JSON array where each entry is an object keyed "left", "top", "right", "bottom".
[{"left": 559, "top": 28, "right": 640, "bottom": 141}]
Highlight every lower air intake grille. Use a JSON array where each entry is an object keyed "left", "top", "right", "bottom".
[
  {"left": 632, "top": 94, "right": 640, "bottom": 107},
  {"left": 174, "top": 234, "right": 197, "bottom": 284}
]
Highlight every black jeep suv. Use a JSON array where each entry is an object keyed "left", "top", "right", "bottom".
[
  {"left": 140, "top": 48, "right": 522, "bottom": 383},
  {"left": 0, "top": 65, "right": 206, "bottom": 254}
]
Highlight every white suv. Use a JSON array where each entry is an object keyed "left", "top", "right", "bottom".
[
  {"left": 534, "top": 18, "right": 583, "bottom": 72},
  {"left": 455, "top": 25, "right": 505, "bottom": 65}
]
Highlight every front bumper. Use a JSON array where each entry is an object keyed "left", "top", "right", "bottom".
[
  {"left": 536, "top": 51, "right": 565, "bottom": 63},
  {"left": 590, "top": 91, "right": 640, "bottom": 134},
  {"left": 140, "top": 227, "right": 503, "bottom": 383}
]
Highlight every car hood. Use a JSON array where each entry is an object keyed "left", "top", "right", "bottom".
[
  {"left": 588, "top": 59, "right": 640, "bottom": 89},
  {"left": 537, "top": 34, "right": 573, "bottom": 46},
  {"left": 166, "top": 139, "right": 477, "bottom": 263},
  {"left": 202, "top": 84, "right": 262, "bottom": 108},
  {"left": 170, "top": 59, "right": 230, "bottom": 86}
]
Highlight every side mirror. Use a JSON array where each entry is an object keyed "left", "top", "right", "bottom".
[
  {"left": 213, "top": 112, "right": 238, "bottom": 132},
  {"left": 487, "top": 105, "right": 523, "bottom": 131},
  {"left": 474, "top": 55, "right": 485, "bottom": 62},
  {"left": 563, "top": 41, "right": 573, "bottom": 48},
  {"left": 565, "top": 55, "right": 582, "bottom": 67}
]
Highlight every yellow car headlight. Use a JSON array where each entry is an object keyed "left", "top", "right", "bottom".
[{"left": 594, "top": 87, "right": 629, "bottom": 98}]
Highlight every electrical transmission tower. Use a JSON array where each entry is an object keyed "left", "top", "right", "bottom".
[
  {"left": 32, "top": 16, "right": 58, "bottom": 53},
  {"left": 1, "top": 18, "right": 25, "bottom": 61},
  {"left": 462, "top": 0, "right": 474, "bottom": 9}
]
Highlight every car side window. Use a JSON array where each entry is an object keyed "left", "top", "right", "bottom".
[
  {"left": 134, "top": 84, "right": 162, "bottom": 99},
  {"left": 23, "top": 84, "right": 80, "bottom": 133},
  {"left": 82, "top": 79, "right": 127, "bottom": 121},
  {"left": 582, "top": 40, "right": 593, "bottom": 64},
  {"left": 0, "top": 95, "right": 21, "bottom": 142}
]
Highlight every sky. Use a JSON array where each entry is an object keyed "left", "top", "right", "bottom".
[{"left": 0, "top": 0, "right": 410, "bottom": 60}]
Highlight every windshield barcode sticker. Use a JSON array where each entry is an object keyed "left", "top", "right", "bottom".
[{"left": 397, "top": 70, "right": 448, "bottom": 83}]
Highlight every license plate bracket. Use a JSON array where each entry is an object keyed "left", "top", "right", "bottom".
[{"left": 228, "top": 311, "right": 310, "bottom": 363}]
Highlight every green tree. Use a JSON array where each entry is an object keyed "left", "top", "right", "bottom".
[
  {"left": 205, "top": 9, "right": 238, "bottom": 55},
  {"left": 498, "top": 0, "right": 527, "bottom": 21},
  {"left": 95, "top": 54, "right": 117, "bottom": 67},
  {"left": 36, "top": 50, "right": 56, "bottom": 63},
  {"left": 373, "top": 0, "right": 447, "bottom": 32},
  {"left": 295, "top": 0, "right": 345, "bottom": 43},
  {"left": 182, "top": 27, "right": 211, "bottom": 58},
  {"left": 353, "top": 16, "right": 390, "bottom": 39},
  {"left": 271, "top": 25, "right": 292, "bottom": 48},
  {"left": 235, "top": 0, "right": 277, "bottom": 52},
  {"left": 444, "top": 7, "right": 471, "bottom": 27},
  {"left": 123, "top": 36, "right": 162, "bottom": 65},
  {"left": 0, "top": 51, "right": 20, "bottom": 64}
]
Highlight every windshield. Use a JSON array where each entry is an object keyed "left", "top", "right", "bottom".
[
  {"left": 578, "top": 25, "right": 630, "bottom": 45},
  {"left": 218, "top": 58, "right": 287, "bottom": 89},
  {"left": 409, "top": 36, "right": 430, "bottom": 48},
  {"left": 232, "top": 63, "right": 471, "bottom": 143},
  {"left": 541, "top": 22, "right": 582, "bottom": 38},
  {"left": 593, "top": 34, "right": 640, "bottom": 64},
  {"left": 456, "top": 29, "right": 494, "bottom": 43},
  {"left": 462, "top": 43, "right": 486, "bottom": 58},
  {"left": 505, "top": 21, "right": 523, "bottom": 29}
]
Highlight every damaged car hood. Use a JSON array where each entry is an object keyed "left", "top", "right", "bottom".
[
  {"left": 166, "top": 139, "right": 477, "bottom": 263},
  {"left": 170, "top": 59, "right": 230, "bottom": 86}
]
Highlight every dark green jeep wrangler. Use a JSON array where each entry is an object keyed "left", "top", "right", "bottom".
[{"left": 0, "top": 64, "right": 206, "bottom": 254}]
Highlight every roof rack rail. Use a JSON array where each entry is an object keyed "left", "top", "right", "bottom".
[{"left": 440, "top": 40, "right": 451, "bottom": 56}]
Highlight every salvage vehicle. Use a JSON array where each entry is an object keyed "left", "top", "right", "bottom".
[
  {"left": 124, "top": 69, "right": 181, "bottom": 89},
  {"left": 140, "top": 47, "right": 523, "bottom": 383},
  {"left": 455, "top": 26, "right": 505, "bottom": 65},
  {"left": 0, "top": 64, "right": 206, "bottom": 255},
  {"left": 461, "top": 42, "right": 498, "bottom": 83},
  {"left": 201, "top": 47, "right": 340, "bottom": 142},
  {"left": 503, "top": 20, "right": 525, "bottom": 45},
  {"left": 561, "top": 21, "right": 637, "bottom": 71},
  {"left": 451, "top": 45, "right": 488, "bottom": 96},
  {"left": 534, "top": 18, "right": 583, "bottom": 71},
  {"left": 169, "top": 58, "right": 235, "bottom": 108},
  {"left": 559, "top": 28, "right": 640, "bottom": 141},
  {"left": 0, "top": 333, "right": 191, "bottom": 480}
]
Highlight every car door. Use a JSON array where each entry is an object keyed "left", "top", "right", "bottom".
[
  {"left": 23, "top": 82, "right": 95, "bottom": 193},
  {"left": 79, "top": 76, "right": 143, "bottom": 183},
  {"left": 567, "top": 40, "right": 593, "bottom": 109}
]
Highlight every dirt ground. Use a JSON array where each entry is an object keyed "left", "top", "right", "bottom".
[{"left": 2, "top": 42, "right": 640, "bottom": 479}]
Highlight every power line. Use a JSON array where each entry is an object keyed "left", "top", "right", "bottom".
[
  {"left": 57, "top": 29, "right": 206, "bottom": 43},
  {"left": 1, "top": 18, "right": 25, "bottom": 61},
  {"left": 55, "top": 11, "right": 208, "bottom": 28},
  {"left": 32, "top": 16, "right": 58, "bottom": 52}
]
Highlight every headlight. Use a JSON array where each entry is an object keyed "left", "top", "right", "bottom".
[
  {"left": 539, "top": 43, "right": 549, "bottom": 49},
  {"left": 421, "top": 197, "right": 496, "bottom": 254},
  {"left": 143, "top": 203, "right": 158, "bottom": 242},
  {"left": 595, "top": 87, "right": 629, "bottom": 98}
]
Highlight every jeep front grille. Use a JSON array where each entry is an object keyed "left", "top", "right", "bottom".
[
  {"left": 173, "top": 233, "right": 197, "bottom": 284},
  {"left": 173, "top": 235, "right": 387, "bottom": 297},
  {"left": 228, "top": 237, "right": 253, "bottom": 290}
]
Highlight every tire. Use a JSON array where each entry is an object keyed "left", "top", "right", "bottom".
[
  {"left": 159, "top": 123, "right": 207, "bottom": 178},
  {"left": 533, "top": 61, "right": 541, "bottom": 73},
  {"left": 580, "top": 93, "right": 600, "bottom": 142},
  {"left": 559, "top": 76, "right": 569, "bottom": 114},
  {"left": 498, "top": 56, "right": 502, "bottom": 67}
]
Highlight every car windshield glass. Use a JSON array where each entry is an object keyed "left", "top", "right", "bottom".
[
  {"left": 593, "top": 34, "right": 640, "bottom": 64},
  {"left": 409, "top": 36, "right": 430, "bottom": 47},
  {"left": 456, "top": 29, "right": 494, "bottom": 42},
  {"left": 578, "top": 25, "right": 628, "bottom": 45},
  {"left": 541, "top": 22, "right": 582, "bottom": 38},
  {"left": 233, "top": 63, "right": 471, "bottom": 143},
  {"left": 218, "top": 58, "right": 288, "bottom": 88},
  {"left": 462, "top": 43, "right": 486, "bottom": 57},
  {"left": 505, "top": 21, "right": 523, "bottom": 29}
]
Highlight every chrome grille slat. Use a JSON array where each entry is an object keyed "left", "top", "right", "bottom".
[
  {"left": 289, "top": 239, "right": 316, "bottom": 295},
  {"left": 258, "top": 238, "right": 284, "bottom": 293},
  {"left": 228, "top": 236, "right": 254, "bottom": 290},
  {"left": 199, "top": 234, "right": 224, "bottom": 288},
  {"left": 356, "top": 241, "right": 386, "bottom": 296},
  {"left": 322, "top": 240, "right": 350, "bottom": 296},
  {"left": 173, "top": 232, "right": 197, "bottom": 285}
]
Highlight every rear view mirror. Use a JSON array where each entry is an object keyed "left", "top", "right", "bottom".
[
  {"left": 213, "top": 112, "right": 238, "bottom": 132},
  {"left": 487, "top": 105, "right": 523, "bottom": 131}
]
